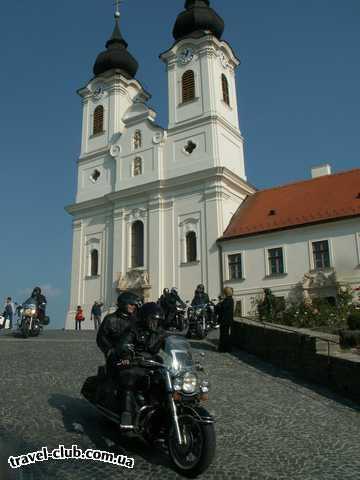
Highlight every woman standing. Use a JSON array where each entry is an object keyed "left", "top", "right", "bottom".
[
  {"left": 75, "top": 306, "right": 84, "bottom": 331},
  {"left": 218, "top": 287, "right": 234, "bottom": 353}
]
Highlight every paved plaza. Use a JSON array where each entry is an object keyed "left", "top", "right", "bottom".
[{"left": 0, "top": 329, "right": 359, "bottom": 480}]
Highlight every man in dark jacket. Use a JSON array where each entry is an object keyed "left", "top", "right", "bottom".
[
  {"left": 191, "top": 284, "right": 210, "bottom": 307},
  {"left": 218, "top": 287, "right": 234, "bottom": 353},
  {"left": 96, "top": 291, "right": 140, "bottom": 360},
  {"left": 163, "top": 287, "right": 185, "bottom": 328},
  {"left": 111, "top": 302, "right": 167, "bottom": 428},
  {"left": 91, "top": 301, "right": 103, "bottom": 330}
]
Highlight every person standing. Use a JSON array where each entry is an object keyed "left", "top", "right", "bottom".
[
  {"left": 75, "top": 306, "right": 84, "bottom": 331},
  {"left": 218, "top": 287, "right": 234, "bottom": 353},
  {"left": 4, "top": 297, "right": 14, "bottom": 329},
  {"left": 91, "top": 301, "right": 103, "bottom": 330}
]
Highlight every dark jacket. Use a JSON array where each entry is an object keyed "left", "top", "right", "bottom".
[
  {"left": 96, "top": 310, "right": 137, "bottom": 357},
  {"left": 4, "top": 304, "right": 13, "bottom": 319},
  {"left": 218, "top": 297, "right": 234, "bottom": 325},
  {"left": 191, "top": 292, "right": 210, "bottom": 306},
  {"left": 117, "top": 322, "right": 167, "bottom": 360},
  {"left": 164, "top": 293, "right": 184, "bottom": 311},
  {"left": 91, "top": 304, "right": 102, "bottom": 317}
]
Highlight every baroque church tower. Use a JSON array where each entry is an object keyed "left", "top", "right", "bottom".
[{"left": 65, "top": 1, "right": 254, "bottom": 329}]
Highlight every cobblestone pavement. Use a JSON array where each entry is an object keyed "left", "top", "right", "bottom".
[{"left": 0, "top": 329, "right": 360, "bottom": 480}]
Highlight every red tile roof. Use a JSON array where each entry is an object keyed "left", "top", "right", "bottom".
[{"left": 221, "top": 168, "right": 360, "bottom": 240}]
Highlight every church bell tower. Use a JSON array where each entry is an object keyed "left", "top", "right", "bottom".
[{"left": 160, "top": 0, "right": 246, "bottom": 180}]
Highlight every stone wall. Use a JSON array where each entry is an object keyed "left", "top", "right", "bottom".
[{"left": 232, "top": 319, "right": 360, "bottom": 402}]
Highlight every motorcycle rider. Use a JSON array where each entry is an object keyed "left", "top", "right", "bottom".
[
  {"left": 163, "top": 287, "right": 185, "bottom": 329},
  {"left": 191, "top": 284, "right": 210, "bottom": 306},
  {"left": 96, "top": 291, "right": 141, "bottom": 360},
  {"left": 158, "top": 288, "right": 170, "bottom": 320},
  {"left": 191, "top": 284, "right": 212, "bottom": 326},
  {"left": 30, "top": 287, "right": 47, "bottom": 323},
  {"left": 111, "top": 302, "right": 167, "bottom": 428}
]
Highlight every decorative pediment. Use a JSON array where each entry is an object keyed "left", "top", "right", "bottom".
[
  {"left": 125, "top": 208, "right": 148, "bottom": 222},
  {"left": 116, "top": 270, "right": 151, "bottom": 292}
]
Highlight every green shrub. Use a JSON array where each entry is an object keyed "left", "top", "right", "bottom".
[{"left": 347, "top": 311, "right": 360, "bottom": 330}]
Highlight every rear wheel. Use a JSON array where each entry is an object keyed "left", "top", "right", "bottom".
[{"left": 168, "top": 414, "right": 216, "bottom": 478}]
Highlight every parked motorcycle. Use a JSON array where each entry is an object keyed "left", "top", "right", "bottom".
[
  {"left": 17, "top": 299, "right": 49, "bottom": 338},
  {"left": 81, "top": 335, "right": 216, "bottom": 478}
]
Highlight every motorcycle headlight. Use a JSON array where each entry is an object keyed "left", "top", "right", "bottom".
[
  {"left": 182, "top": 372, "right": 198, "bottom": 394},
  {"left": 24, "top": 308, "right": 36, "bottom": 316}
]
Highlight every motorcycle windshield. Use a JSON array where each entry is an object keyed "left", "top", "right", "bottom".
[
  {"left": 161, "top": 335, "right": 194, "bottom": 374},
  {"left": 22, "top": 297, "right": 37, "bottom": 308}
]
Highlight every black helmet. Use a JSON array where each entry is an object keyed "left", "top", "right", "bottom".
[
  {"left": 140, "top": 302, "right": 163, "bottom": 331},
  {"left": 117, "top": 291, "right": 141, "bottom": 314},
  {"left": 32, "top": 287, "right": 41, "bottom": 297},
  {"left": 163, "top": 288, "right": 169, "bottom": 295},
  {"left": 196, "top": 284, "right": 205, "bottom": 293}
]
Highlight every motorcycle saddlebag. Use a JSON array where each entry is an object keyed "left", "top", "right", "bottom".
[{"left": 40, "top": 316, "right": 50, "bottom": 326}]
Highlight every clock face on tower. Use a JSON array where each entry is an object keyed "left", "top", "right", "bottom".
[
  {"left": 178, "top": 48, "right": 194, "bottom": 65},
  {"left": 93, "top": 84, "right": 105, "bottom": 99},
  {"left": 220, "top": 52, "right": 229, "bottom": 69}
]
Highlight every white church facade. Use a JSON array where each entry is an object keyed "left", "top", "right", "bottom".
[
  {"left": 65, "top": 1, "right": 254, "bottom": 329},
  {"left": 65, "top": 1, "right": 360, "bottom": 329}
]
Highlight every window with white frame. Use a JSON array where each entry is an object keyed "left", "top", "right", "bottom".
[
  {"left": 131, "top": 221, "right": 144, "bottom": 268},
  {"left": 312, "top": 240, "right": 330, "bottom": 269},
  {"left": 90, "top": 249, "right": 99, "bottom": 276},
  {"left": 268, "top": 247, "right": 285, "bottom": 275},
  {"left": 228, "top": 254, "right": 243, "bottom": 280},
  {"left": 186, "top": 231, "right": 197, "bottom": 263}
]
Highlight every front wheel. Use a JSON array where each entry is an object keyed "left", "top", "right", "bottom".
[
  {"left": 196, "top": 317, "right": 207, "bottom": 340},
  {"left": 21, "top": 318, "right": 30, "bottom": 338},
  {"left": 168, "top": 414, "right": 216, "bottom": 478}
]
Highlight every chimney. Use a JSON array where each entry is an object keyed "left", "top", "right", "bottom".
[{"left": 311, "top": 164, "right": 332, "bottom": 179}]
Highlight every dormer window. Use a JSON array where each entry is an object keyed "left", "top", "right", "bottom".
[
  {"left": 182, "top": 70, "right": 195, "bottom": 103},
  {"left": 93, "top": 106, "right": 104, "bottom": 135},
  {"left": 222, "top": 74, "right": 230, "bottom": 106}
]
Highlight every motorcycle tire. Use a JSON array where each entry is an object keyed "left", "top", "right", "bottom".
[
  {"left": 21, "top": 319, "right": 30, "bottom": 339},
  {"left": 168, "top": 411, "right": 216, "bottom": 478},
  {"left": 196, "top": 319, "right": 207, "bottom": 340}
]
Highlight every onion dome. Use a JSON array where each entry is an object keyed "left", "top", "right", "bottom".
[
  {"left": 173, "top": 0, "right": 224, "bottom": 42},
  {"left": 93, "top": 14, "right": 138, "bottom": 79}
]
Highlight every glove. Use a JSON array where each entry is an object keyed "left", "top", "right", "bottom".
[{"left": 116, "top": 359, "right": 131, "bottom": 368}]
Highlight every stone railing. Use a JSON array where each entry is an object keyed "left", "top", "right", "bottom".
[{"left": 232, "top": 318, "right": 360, "bottom": 403}]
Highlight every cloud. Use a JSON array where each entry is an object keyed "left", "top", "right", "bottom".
[{"left": 18, "top": 284, "right": 63, "bottom": 299}]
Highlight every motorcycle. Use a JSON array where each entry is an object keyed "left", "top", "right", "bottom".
[
  {"left": 164, "top": 303, "right": 189, "bottom": 335},
  {"left": 81, "top": 334, "right": 216, "bottom": 478},
  {"left": 187, "top": 301, "right": 219, "bottom": 340},
  {"left": 17, "top": 299, "right": 49, "bottom": 338}
]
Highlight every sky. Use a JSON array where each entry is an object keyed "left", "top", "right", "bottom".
[{"left": 0, "top": 0, "right": 359, "bottom": 329}]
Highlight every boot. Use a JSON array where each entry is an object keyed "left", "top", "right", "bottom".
[{"left": 120, "top": 391, "right": 134, "bottom": 429}]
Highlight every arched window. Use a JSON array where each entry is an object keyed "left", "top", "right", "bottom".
[
  {"left": 222, "top": 74, "right": 230, "bottom": 106},
  {"left": 182, "top": 70, "right": 195, "bottom": 103},
  {"left": 131, "top": 221, "right": 144, "bottom": 268},
  {"left": 186, "top": 231, "right": 197, "bottom": 263},
  {"left": 133, "top": 157, "right": 142, "bottom": 176},
  {"left": 91, "top": 249, "right": 99, "bottom": 276},
  {"left": 133, "top": 130, "right": 142, "bottom": 150},
  {"left": 93, "top": 106, "right": 104, "bottom": 135}
]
